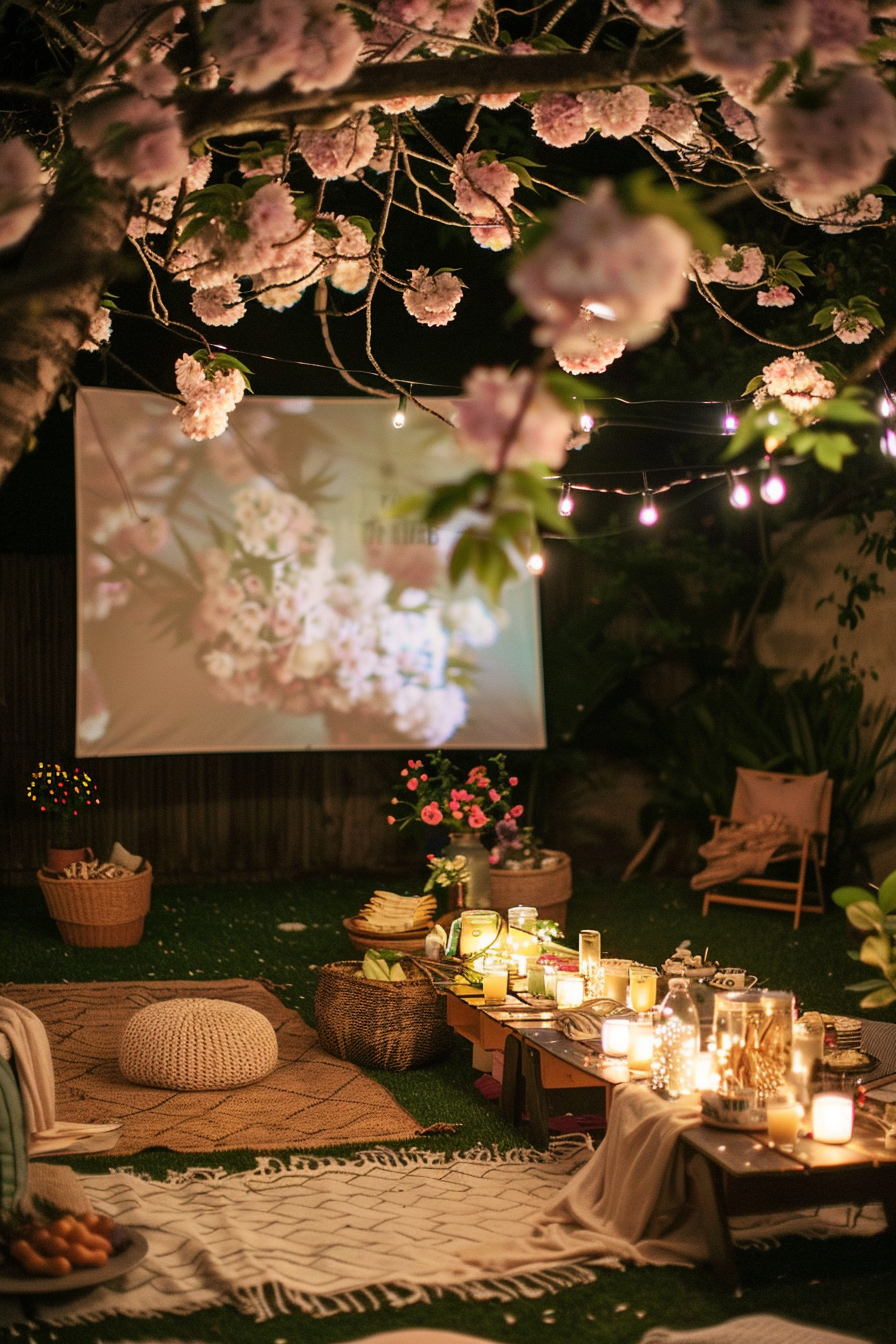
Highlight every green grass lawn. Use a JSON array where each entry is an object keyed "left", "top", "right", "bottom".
[{"left": 2, "top": 872, "right": 894, "bottom": 1344}]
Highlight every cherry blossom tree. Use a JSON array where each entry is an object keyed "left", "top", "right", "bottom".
[{"left": 2, "top": 0, "right": 896, "bottom": 590}]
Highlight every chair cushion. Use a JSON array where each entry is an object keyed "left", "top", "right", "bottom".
[
  {"left": 734, "top": 768, "right": 827, "bottom": 834},
  {"left": 119, "top": 998, "right": 278, "bottom": 1091}
]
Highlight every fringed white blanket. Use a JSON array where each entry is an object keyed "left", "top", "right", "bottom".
[{"left": 20, "top": 1132, "right": 885, "bottom": 1330}]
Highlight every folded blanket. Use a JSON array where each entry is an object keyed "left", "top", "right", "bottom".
[{"left": 690, "top": 813, "right": 801, "bottom": 891}]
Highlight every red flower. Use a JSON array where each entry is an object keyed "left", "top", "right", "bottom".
[
  {"left": 510, "top": 804, "right": 524, "bottom": 818},
  {"left": 421, "top": 803, "right": 443, "bottom": 825},
  {"left": 407, "top": 778, "right": 419, "bottom": 791},
  {"left": 387, "top": 816, "right": 396, "bottom": 825},
  {"left": 468, "top": 805, "right": 488, "bottom": 829},
  {"left": 488, "top": 788, "right": 501, "bottom": 803},
  {"left": 509, "top": 776, "right": 518, "bottom": 786},
  {"left": 400, "top": 769, "right": 408, "bottom": 777},
  {"left": 420, "top": 774, "right": 428, "bottom": 781}
]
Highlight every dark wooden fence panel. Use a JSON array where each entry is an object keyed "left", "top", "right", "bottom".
[{"left": 0, "top": 555, "right": 409, "bottom": 881}]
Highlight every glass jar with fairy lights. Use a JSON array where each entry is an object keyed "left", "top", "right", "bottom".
[
  {"left": 652, "top": 978, "right": 700, "bottom": 1098},
  {"left": 713, "top": 991, "right": 794, "bottom": 1104}
]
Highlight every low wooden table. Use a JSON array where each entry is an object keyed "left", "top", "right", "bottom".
[{"left": 682, "top": 1116, "right": 896, "bottom": 1287}]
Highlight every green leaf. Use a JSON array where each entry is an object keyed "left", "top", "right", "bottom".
[
  {"left": 313, "top": 219, "right": 341, "bottom": 241},
  {"left": 860, "top": 932, "right": 894, "bottom": 971},
  {"left": 617, "top": 169, "right": 724, "bottom": 256},
  {"left": 846, "top": 977, "right": 890, "bottom": 992},
  {"left": 544, "top": 367, "right": 605, "bottom": 408},
  {"left": 448, "top": 529, "right": 478, "bottom": 586},
  {"left": 743, "top": 375, "right": 764, "bottom": 395},
  {"left": 846, "top": 900, "right": 884, "bottom": 931},
  {"left": 753, "top": 59, "right": 793, "bottom": 104},
  {"left": 832, "top": 884, "right": 875, "bottom": 908},
  {"left": 815, "top": 398, "right": 878, "bottom": 426},
  {"left": 859, "top": 985, "right": 896, "bottom": 1009},
  {"left": 504, "top": 159, "right": 537, "bottom": 192},
  {"left": 347, "top": 215, "right": 375, "bottom": 243},
  {"left": 878, "top": 870, "right": 896, "bottom": 915}
]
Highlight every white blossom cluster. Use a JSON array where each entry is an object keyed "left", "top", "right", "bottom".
[{"left": 193, "top": 479, "right": 500, "bottom": 743}]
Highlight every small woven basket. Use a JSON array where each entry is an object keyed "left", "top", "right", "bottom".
[
  {"left": 37, "top": 862, "right": 153, "bottom": 947},
  {"left": 315, "top": 960, "right": 452, "bottom": 1071}
]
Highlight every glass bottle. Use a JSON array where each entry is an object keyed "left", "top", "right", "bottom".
[{"left": 653, "top": 977, "right": 700, "bottom": 1098}]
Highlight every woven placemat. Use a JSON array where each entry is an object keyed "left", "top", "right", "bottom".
[{"left": 1, "top": 979, "right": 423, "bottom": 1154}]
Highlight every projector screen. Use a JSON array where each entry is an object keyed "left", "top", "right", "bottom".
[{"left": 75, "top": 388, "right": 545, "bottom": 756}]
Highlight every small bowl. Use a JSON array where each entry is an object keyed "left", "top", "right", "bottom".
[{"left": 343, "top": 916, "right": 432, "bottom": 954}]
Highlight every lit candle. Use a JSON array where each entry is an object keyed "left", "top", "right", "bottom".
[
  {"left": 695, "top": 1051, "right": 719, "bottom": 1092},
  {"left": 508, "top": 905, "right": 538, "bottom": 933},
  {"left": 579, "top": 930, "right": 602, "bottom": 993},
  {"left": 766, "top": 1095, "right": 801, "bottom": 1149},
  {"left": 602, "top": 959, "right": 632, "bottom": 1004},
  {"left": 527, "top": 964, "right": 545, "bottom": 996},
  {"left": 543, "top": 967, "right": 558, "bottom": 999},
  {"left": 629, "top": 967, "right": 658, "bottom": 1014},
  {"left": 506, "top": 926, "right": 540, "bottom": 963},
  {"left": 515, "top": 954, "right": 528, "bottom": 978},
  {"left": 601, "top": 1017, "right": 630, "bottom": 1057},
  {"left": 459, "top": 911, "right": 501, "bottom": 959},
  {"left": 555, "top": 973, "right": 585, "bottom": 1009},
  {"left": 811, "top": 1092, "right": 854, "bottom": 1145},
  {"left": 792, "top": 1020, "right": 824, "bottom": 1077},
  {"left": 481, "top": 960, "right": 509, "bottom": 1005},
  {"left": 628, "top": 1019, "right": 654, "bottom": 1073}
]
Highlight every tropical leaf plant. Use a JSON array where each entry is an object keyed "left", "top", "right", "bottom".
[{"left": 832, "top": 871, "right": 896, "bottom": 1009}]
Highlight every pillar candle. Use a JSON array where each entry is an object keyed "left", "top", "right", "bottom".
[
  {"left": 628, "top": 1019, "right": 654, "bottom": 1073},
  {"left": 555, "top": 973, "right": 585, "bottom": 1009},
  {"left": 601, "top": 1017, "right": 630, "bottom": 1058},
  {"left": 811, "top": 1092, "right": 854, "bottom": 1145}
]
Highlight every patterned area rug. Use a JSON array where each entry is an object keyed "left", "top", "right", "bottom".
[{"left": 0, "top": 980, "right": 423, "bottom": 1154}]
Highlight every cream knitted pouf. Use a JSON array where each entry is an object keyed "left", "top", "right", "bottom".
[{"left": 118, "top": 998, "right": 279, "bottom": 1091}]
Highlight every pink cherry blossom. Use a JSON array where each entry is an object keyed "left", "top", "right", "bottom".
[
  {"left": 648, "top": 100, "right": 700, "bottom": 149},
  {"left": 753, "top": 351, "right": 836, "bottom": 421},
  {"left": 692, "top": 244, "right": 765, "bottom": 287},
  {"left": 718, "top": 95, "right": 758, "bottom": 143},
  {"left": 553, "top": 313, "right": 627, "bottom": 375},
  {"left": 191, "top": 280, "right": 247, "bottom": 326},
  {"left": 759, "top": 70, "right": 896, "bottom": 209},
  {"left": 403, "top": 267, "right": 463, "bottom": 326},
  {"left": 299, "top": 113, "right": 378, "bottom": 179},
  {"left": 684, "top": 0, "right": 811, "bottom": 78},
  {"left": 126, "top": 62, "right": 179, "bottom": 98},
  {"left": 246, "top": 182, "right": 297, "bottom": 243},
  {"left": 480, "top": 41, "right": 537, "bottom": 110},
  {"left": 757, "top": 285, "right": 795, "bottom": 308},
  {"left": 626, "top": 0, "right": 683, "bottom": 26},
  {"left": 128, "top": 152, "right": 211, "bottom": 239},
  {"left": 809, "top": 0, "right": 869, "bottom": 64},
  {"left": 70, "top": 93, "right": 189, "bottom": 191},
  {"left": 510, "top": 179, "right": 691, "bottom": 350},
  {"left": 450, "top": 153, "right": 517, "bottom": 220},
  {"left": 208, "top": 0, "right": 362, "bottom": 94},
  {"left": 80, "top": 307, "right": 113, "bottom": 351},
  {"left": 531, "top": 93, "right": 590, "bottom": 148},
  {"left": 469, "top": 222, "right": 514, "bottom": 251},
  {"left": 0, "top": 137, "right": 45, "bottom": 251},
  {"left": 173, "top": 354, "right": 247, "bottom": 442},
  {"left": 832, "top": 311, "right": 873, "bottom": 344},
  {"left": 94, "top": 0, "right": 183, "bottom": 59},
  {"left": 453, "top": 366, "right": 575, "bottom": 472},
  {"left": 788, "top": 192, "right": 883, "bottom": 234},
  {"left": 579, "top": 85, "right": 651, "bottom": 139},
  {"left": 312, "top": 214, "right": 371, "bottom": 294}
]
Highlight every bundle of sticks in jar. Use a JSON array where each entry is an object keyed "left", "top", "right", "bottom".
[{"left": 720, "top": 1013, "right": 789, "bottom": 1097}]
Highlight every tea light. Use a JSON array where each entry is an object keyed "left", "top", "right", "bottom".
[
  {"left": 555, "top": 972, "right": 585, "bottom": 1009},
  {"left": 527, "top": 965, "right": 545, "bottom": 996},
  {"left": 629, "top": 967, "right": 658, "bottom": 1014},
  {"left": 628, "top": 1018, "right": 654, "bottom": 1074},
  {"left": 543, "top": 967, "right": 558, "bottom": 999},
  {"left": 601, "top": 1017, "right": 630, "bottom": 1058},
  {"left": 481, "top": 960, "right": 509, "bottom": 1005},
  {"left": 811, "top": 1092, "right": 854, "bottom": 1145}
]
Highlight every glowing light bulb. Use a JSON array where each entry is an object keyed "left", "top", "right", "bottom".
[
  {"left": 392, "top": 393, "right": 407, "bottom": 428},
  {"left": 639, "top": 492, "right": 659, "bottom": 526},
  {"left": 767, "top": 411, "right": 779, "bottom": 426},
  {"left": 879, "top": 395, "right": 894, "bottom": 419},
  {"left": 526, "top": 552, "right": 545, "bottom": 575},
  {"left": 723, "top": 408, "right": 739, "bottom": 435},
  {"left": 881, "top": 428, "right": 896, "bottom": 458},
  {"left": 558, "top": 484, "right": 574, "bottom": 517},
  {"left": 728, "top": 474, "right": 751, "bottom": 509},
  {"left": 760, "top": 461, "right": 786, "bottom": 505},
  {"left": 579, "top": 410, "right": 595, "bottom": 433}
]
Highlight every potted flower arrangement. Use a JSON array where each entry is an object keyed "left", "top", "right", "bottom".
[
  {"left": 488, "top": 816, "right": 572, "bottom": 927},
  {"left": 26, "top": 762, "right": 100, "bottom": 871}
]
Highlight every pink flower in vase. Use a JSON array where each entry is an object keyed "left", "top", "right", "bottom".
[
  {"left": 421, "top": 803, "right": 443, "bottom": 825},
  {"left": 468, "top": 805, "right": 488, "bottom": 829}
]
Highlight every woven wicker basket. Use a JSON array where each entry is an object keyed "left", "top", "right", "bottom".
[
  {"left": 488, "top": 849, "right": 572, "bottom": 926},
  {"left": 315, "top": 960, "right": 452, "bottom": 1071},
  {"left": 37, "top": 863, "right": 153, "bottom": 947}
]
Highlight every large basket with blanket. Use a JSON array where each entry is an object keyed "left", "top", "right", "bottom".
[
  {"left": 315, "top": 960, "right": 452, "bottom": 1070},
  {"left": 37, "top": 863, "right": 152, "bottom": 947}
]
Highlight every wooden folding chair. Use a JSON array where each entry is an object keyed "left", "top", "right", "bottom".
[{"left": 701, "top": 769, "right": 833, "bottom": 930}]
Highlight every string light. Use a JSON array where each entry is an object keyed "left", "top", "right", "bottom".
[
  {"left": 558, "top": 483, "right": 574, "bottom": 517},
  {"left": 639, "top": 492, "right": 659, "bottom": 526},
  {"left": 526, "top": 551, "right": 545, "bottom": 575},
  {"left": 879, "top": 394, "right": 894, "bottom": 419},
  {"left": 578, "top": 406, "right": 595, "bottom": 434},
  {"left": 760, "top": 457, "right": 787, "bottom": 505},
  {"left": 882, "top": 428, "right": 896, "bottom": 458},
  {"left": 723, "top": 403, "right": 739, "bottom": 435},
  {"left": 727, "top": 472, "right": 751, "bottom": 510},
  {"left": 392, "top": 393, "right": 407, "bottom": 429}
]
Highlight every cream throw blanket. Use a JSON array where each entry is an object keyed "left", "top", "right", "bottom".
[
  {"left": 0, "top": 996, "right": 121, "bottom": 1155},
  {"left": 690, "top": 814, "right": 801, "bottom": 891}
]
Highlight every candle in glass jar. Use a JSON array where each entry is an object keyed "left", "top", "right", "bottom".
[
  {"left": 629, "top": 967, "right": 658, "bottom": 1014},
  {"left": 694, "top": 1051, "right": 719, "bottom": 1092},
  {"left": 766, "top": 1096, "right": 801, "bottom": 1149},
  {"left": 601, "top": 1017, "right": 630, "bottom": 1057},
  {"left": 514, "top": 955, "right": 528, "bottom": 978},
  {"left": 555, "top": 972, "right": 585, "bottom": 1009},
  {"left": 811, "top": 1092, "right": 854, "bottom": 1145},
  {"left": 508, "top": 905, "right": 538, "bottom": 933},
  {"left": 543, "top": 967, "right": 558, "bottom": 999},
  {"left": 527, "top": 964, "right": 545, "bottom": 996},
  {"left": 602, "top": 959, "right": 632, "bottom": 1004},
  {"left": 628, "top": 1019, "right": 654, "bottom": 1073},
  {"left": 506, "top": 925, "right": 540, "bottom": 963},
  {"left": 459, "top": 910, "right": 501, "bottom": 959},
  {"left": 792, "top": 1020, "right": 824, "bottom": 1077},
  {"left": 481, "top": 960, "right": 509, "bottom": 1005},
  {"left": 579, "top": 930, "right": 602, "bottom": 993}
]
